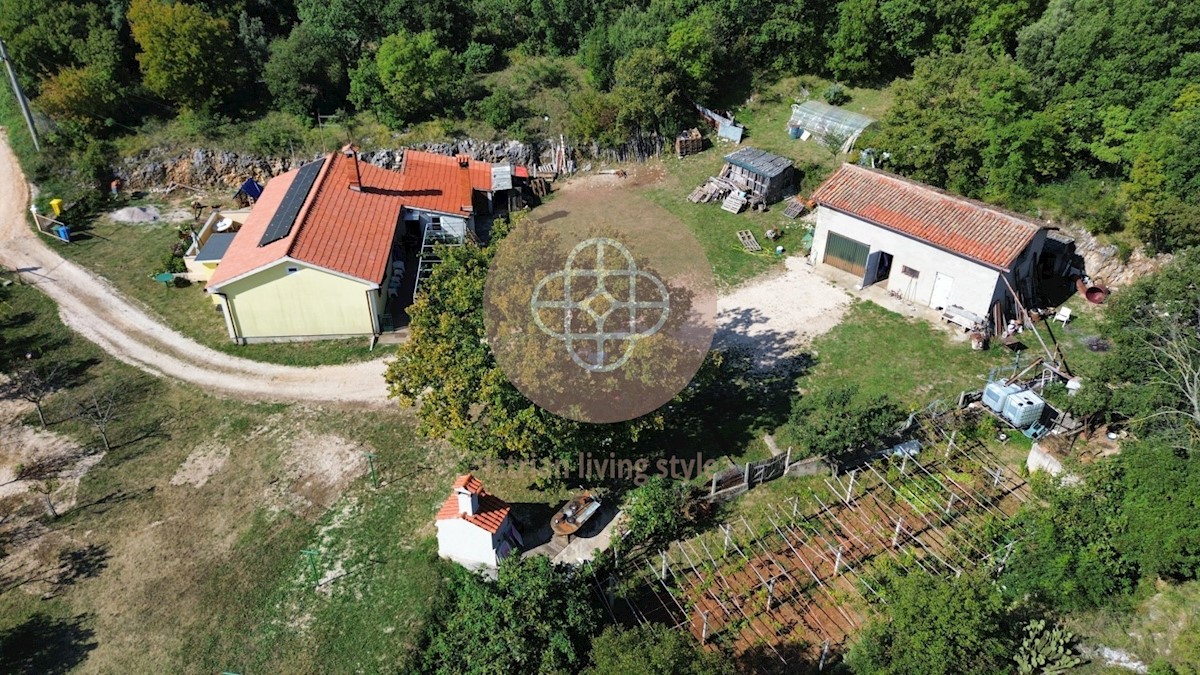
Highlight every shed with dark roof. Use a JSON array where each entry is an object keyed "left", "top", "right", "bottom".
[{"left": 721, "top": 147, "right": 795, "bottom": 204}]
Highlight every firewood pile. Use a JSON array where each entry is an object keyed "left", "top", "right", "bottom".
[{"left": 688, "top": 176, "right": 738, "bottom": 203}]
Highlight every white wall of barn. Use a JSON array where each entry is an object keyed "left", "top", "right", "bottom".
[
  {"left": 812, "top": 206, "right": 1008, "bottom": 318},
  {"left": 436, "top": 518, "right": 499, "bottom": 567}
]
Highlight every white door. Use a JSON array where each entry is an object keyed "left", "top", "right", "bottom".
[{"left": 929, "top": 272, "right": 954, "bottom": 309}]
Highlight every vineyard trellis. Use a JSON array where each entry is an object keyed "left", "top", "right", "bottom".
[{"left": 614, "top": 407, "right": 1030, "bottom": 666}]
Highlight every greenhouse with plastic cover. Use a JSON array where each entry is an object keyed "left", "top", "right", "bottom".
[{"left": 787, "top": 101, "right": 876, "bottom": 153}]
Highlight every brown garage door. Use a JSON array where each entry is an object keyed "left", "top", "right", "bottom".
[{"left": 823, "top": 231, "right": 871, "bottom": 277}]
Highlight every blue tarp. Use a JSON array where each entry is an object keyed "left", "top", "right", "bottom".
[{"left": 238, "top": 178, "right": 263, "bottom": 200}]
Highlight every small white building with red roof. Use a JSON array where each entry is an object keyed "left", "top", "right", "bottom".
[{"left": 435, "top": 474, "right": 522, "bottom": 569}]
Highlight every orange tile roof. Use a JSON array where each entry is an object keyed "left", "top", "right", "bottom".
[
  {"left": 204, "top": 167, "right": 308, "bottom": 289},
  {"left": 812, "top": 164, "right": 1044, "bottom": 271},
  {"left": 436, "top": 474, "right": 510, "bottom": 534},
  {"left": 207, "top": 150, "right": 494, "bottom": 289}
]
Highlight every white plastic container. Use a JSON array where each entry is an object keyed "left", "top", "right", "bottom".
[
  {"left": 1003, "top": 390, "right": 1045, "bottom": 428},
  {"left": 983, "top": 382, "right": 1022, "bottom": 413}
]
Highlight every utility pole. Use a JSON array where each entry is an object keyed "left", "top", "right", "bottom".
[{"left": 0, "top": 38, "right": 40, "bottom": 152}]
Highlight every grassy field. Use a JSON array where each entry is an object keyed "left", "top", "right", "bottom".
[{"left": 0, "top": 282, "right": 455, "bottom": 673}]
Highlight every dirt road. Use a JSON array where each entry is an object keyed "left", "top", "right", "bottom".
[
  {"left": 0, "top": 134, "right": 848, "bottom": 405},
  {"left": 0, "top": 132, "right": 393, "bottom": 406}
]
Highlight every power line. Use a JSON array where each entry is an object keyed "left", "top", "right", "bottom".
[{"left": 0, "top": 38, "right": 41, "bottom": 151}]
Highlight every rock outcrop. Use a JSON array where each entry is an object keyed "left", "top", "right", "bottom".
[
  {"left": 115, "top": 139, "right": 545, "bottom": 192},
  {"left": 1064, "top": 224, "right": 1172, "bottom": 289}
]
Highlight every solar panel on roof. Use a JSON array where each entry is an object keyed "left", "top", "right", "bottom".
[{"left": 259, "top": 158, "right": 325, "bottom": 246}]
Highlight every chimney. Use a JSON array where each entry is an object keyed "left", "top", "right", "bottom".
[
  {"left": 455, "top": 486, "right": 479, "bottom": 516},
  {"left": 342, "top": 143, "right": 363, "bottom": 192},
  {"left": 457, "top": 154, "right": 470, "bottom": 169}
]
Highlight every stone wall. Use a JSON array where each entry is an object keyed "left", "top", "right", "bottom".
[
  {"left": 114, "top": 134, "right": 665, "bottom": 192},
  {"left": 114, "top": 139, "right": 545, "bottom": 192}
]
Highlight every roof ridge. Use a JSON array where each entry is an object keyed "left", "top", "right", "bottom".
[{"left": 285, "top": 151, "right": 338, "bottom": 259}]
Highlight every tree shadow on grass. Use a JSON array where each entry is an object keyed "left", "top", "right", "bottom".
[
  {"left": 737, "top": 639, "right": 842, "bottom": 674},
  {"left": 0, "top": 613, "right": 97, "bottom": 674},
  {"left": 55, "top": 543, "right": 110, "bottom": 587},
  {"left": 644, "top": 342, "right": 813, "bottom": 469}
]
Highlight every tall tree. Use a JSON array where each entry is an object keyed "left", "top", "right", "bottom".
[
  {"left": 1099, "top": 249, "right": 1200, "bottom": 439},
  {"left": 829, "top": 0, "right": 892, "bottom": 82},
  {"left": 1119, "top": 439, "right": 1200, "bottom": 581},
  {"left": 611, "top": 47, "right": 691, "bottom": 135},
  {"left": 788, "top": 384, "right": 904, "bottom": 463},
  {"left": 419, "top": 555, "right": 601, "bottom": 674},
  {"left": 864, "top": 46, "right": 1060, "bottom": 200},
  {"left": 384, "top": 219, "right": 664, "bottom": 465},
  {"left": 847, "top": 571, "right": 1015, "bottom": 675},
  {"left": 127, "top": 0, "right": 241, "bottom": 109},
  {"left": 264, "top": 25, "right": 347, "bottom": 117},
  {"left": 1002, "top": 463, "right": 1138, "bottom": 610},
  {"left": 350, "top": 29, "right": 457, "bottom": 127}
]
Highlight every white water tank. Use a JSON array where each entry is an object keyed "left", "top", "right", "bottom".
[
  {"left": 983, "top": 382, "right": 1022, "bottom": 413},
  {"left": 1003, "top": 390, "right": 1045, "bottom": 428}
]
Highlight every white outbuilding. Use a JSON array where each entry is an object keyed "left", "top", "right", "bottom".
[
  {"left": 435, "top": 474, "right": 522, "bottom": 570},
  {"left": 809, "top": 164, "right": 1050, "bottom": 333}
]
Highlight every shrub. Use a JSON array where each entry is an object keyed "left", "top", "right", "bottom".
[
  {"left": 461, "top": 42, "right": 498, "bottom": 74},
  {"left": 478, "top": 88, "right": 524, "bottom": 131},
  {"left": 242, "top": 112, "right": 306, "bottom": 156},
  {"left": 824, "top": 83, "right": 851, "bottom": 106},
  {"left": 160, "top": 253, "right": 186, "bottom": 275}
]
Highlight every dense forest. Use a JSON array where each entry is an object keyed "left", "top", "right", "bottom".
[{"left": 1, "top": 0, "right": 1198, "bottom": 250}]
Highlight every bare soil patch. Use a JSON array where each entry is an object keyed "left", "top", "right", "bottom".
[
  {"left": 169, "top": 443, "right": 230, "bottom": 488},
  {"left": 270, "top": 432, "right": 368, "bottom": 515},
  {"left": 716, "top": 256, "right": 853, "bottom": 368}
]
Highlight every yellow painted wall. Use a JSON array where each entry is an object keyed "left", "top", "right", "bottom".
[
  {"left": 185, "top": 258, "right": 220, "bottom": 282},
  {"left": 221, "top": 262, "right": 376, "bottom": 338}
]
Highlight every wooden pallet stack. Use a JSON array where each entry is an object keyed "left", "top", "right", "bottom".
[
  {"left": 722, "top": 192, "right": 748, "bottom": 214},
  {"left": 676, "top": 128, "right": 703, "bottom": 157},
  {"left": 688, "top": 176, "right": 737, "bottom": 203}
]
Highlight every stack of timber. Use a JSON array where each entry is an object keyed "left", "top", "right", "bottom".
[
  {"left": 688, "top": 176, "right": 737, "bottom": 203},
  {"left": 676, "top": 128, "right": 703, "bottom": 158}
]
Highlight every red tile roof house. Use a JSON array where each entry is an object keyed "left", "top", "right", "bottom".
[
  {"left": 204, "top": 146, "right": 503, "bottom": 343},
  {"left": 435, "top": 474, "right": 523, "bottom": 570},
  {"left": 809, "top": 164, "right": 1053, "bottom": 332}
]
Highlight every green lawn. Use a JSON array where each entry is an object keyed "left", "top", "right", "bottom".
[
  {"left": 640, "top": 154, "right": 797, "bottom": 288},
  {"left": 773, "top": 301, "right": 1014, "bottom": 447},
  {"left": 49, "top": 210, "right": 379, "bottom": 367},
  {"left": 0, "top": 282, "right": 455, "bottom": 673},
  {"left": 636, "top": 75, "right": 895, "bottom": 288},
  {"left": 803, "top": 300, "right": 1011, "bottom": 404}
]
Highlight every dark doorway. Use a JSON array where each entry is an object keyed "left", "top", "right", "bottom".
[{"left": 863, "top": 250, "right": 894, "bottom": 287}]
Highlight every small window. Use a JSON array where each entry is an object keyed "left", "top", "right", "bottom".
[
  {"left": 286, "top": 266, "right": 299, "bottom": 275},
  {"left": 901, "top": 266, "right": 920, "bottom": 278}
]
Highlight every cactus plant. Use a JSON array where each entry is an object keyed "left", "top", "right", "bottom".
[{"left": 1015, "top": 619, "right": 1084, "bottom": 674}]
